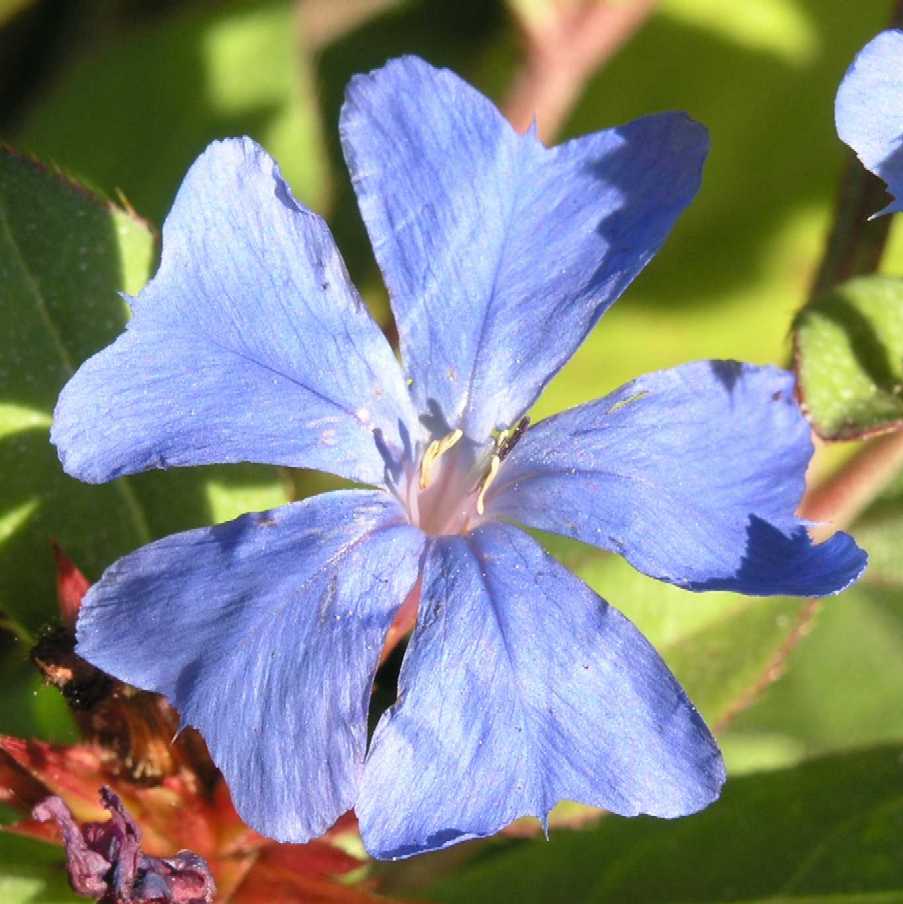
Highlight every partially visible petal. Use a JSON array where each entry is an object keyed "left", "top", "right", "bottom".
[
  {"left": 341, "top": 57, "right": 706, "bottom": 440},
  {"left": 33, "top": 789, "right": 217, "bottom": 904},
  {"left": 357, "top": 524, "right": 723, "bottom": 859},
  {"left": 491, "top": 361, "right": 866, "bottom": 596},
  {"left": 84, "top": 788, "right": 141, "bottom": 898},
  {"left": 76, "top": 491, "right": 424, "bottom": 843},
  {"left": 836, "top": 29, "right": 903, "bottom": 216},
  {"left": 53, "top": 138, "right": 418, "bottom": 486},
  {"left": 33, "top": 795, "right": 110, "bottom": 898}
]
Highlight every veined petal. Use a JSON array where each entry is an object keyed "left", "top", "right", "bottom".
[
  {"left": 836, "top": 29, "right": 903, "bottom": 216},
  {"left": 490, "top": 361, "right": 866, "bottom": 596},
  {"left": 357, "top": 524, "right": 722, "bottom": 859},
  {"left": 52, "top": 138, "right": 418, "bottom": 486},
  {"left": 340, "top": 57, "right": 707, "bottom": 440},
  {"left": 76, "top": 490, "right": 424, "bottom": 843}
]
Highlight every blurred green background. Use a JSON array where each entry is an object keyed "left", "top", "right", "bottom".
[{"left": 1, "top": 1, "right": 902, "bottom": 901}]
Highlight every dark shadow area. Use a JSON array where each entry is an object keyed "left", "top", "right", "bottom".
[
  {"left": 0, "top": 0, "right": 200, "bottom": 132},
  {"left": 369, "top": 633, "right": 407, "bottom": 739},
  {"left": 0, "top": 0, "right": 80, "bottom": 132},
  {"left": 707, "top": 359, "right": 743, "bottom": 393},
  {"left": 690, "top": 515, "right": 864, "bottom": 597}
]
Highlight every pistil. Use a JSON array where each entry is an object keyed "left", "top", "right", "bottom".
[{"left": 411, "top": 417, "right": 530, "bottom": 535}]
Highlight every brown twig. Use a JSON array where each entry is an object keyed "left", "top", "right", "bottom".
[
  {"left": 503, "top": 0, "right": 659, "bottom": 140},
  {"left": 713, "top": 599, "right": 820, "bottom": 735}
]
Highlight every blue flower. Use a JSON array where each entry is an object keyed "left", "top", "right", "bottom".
[
  {"left": 836, "top": 28, "right": 903, "bottom": 216},
  {"left": 52, "top": 57, "right": 866, "bottom": 860}
]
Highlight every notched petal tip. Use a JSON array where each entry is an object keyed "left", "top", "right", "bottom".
[
  {"left": 492, "top": 362, "right": 868, "bottom": 599},
  {"left": 836, "top": 29, "right": 903, "bottom": 216},
  {"left": 360, "top": 526, "right": 728, "bottom": 859},
  {"left": 51, "top": 130, "right": 417, "bottom": 488}
]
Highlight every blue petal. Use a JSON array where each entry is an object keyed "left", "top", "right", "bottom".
[
  {"left": 52, "top": 138, "right": 418, "bottom": 486},
  {"left": 490, "top": 361, "right": 867, "bottom": 596},
  {"left": 836, "top": 29, "right": 903, "bottom": 216},
  {"left": 76, "top": 490, "right": 425, "bottom": 843},
  {"left": 340, "top": 57, "right": 707, "bottom": 440},
  {"left": 357, "top": 524, "right": 723, "bottom": 859}
]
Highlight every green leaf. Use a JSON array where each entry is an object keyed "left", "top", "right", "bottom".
[
  {"left": 16, "top": 0, "right": 330, "bottom": 226},
  {"left": 725, "top": 583, "right": 903, "bottom": 763},
  {"left": 0, "top": 645, "right": 75, "bottom": 743},
  {"left": 0, "top": 833, "right": 80, "bottom": 903},
  {"left": 0, "top": 147, "right": 285, "bottom": 637},
  {"left": 793, "top": 275, "right": 903, "bottom": 440},
  {"left": 427, "top": 746, "right": 903, "bottom": 903}
]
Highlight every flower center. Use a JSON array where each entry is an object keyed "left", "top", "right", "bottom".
[{"left": 402, "top": 418, "right": 529, "bottom": 537}]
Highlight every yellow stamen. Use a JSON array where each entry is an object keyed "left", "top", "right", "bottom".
[
  {"left": 476, "top": 454, "right": 501, "bottom": 516},
  {"left": 418, "top": 428, "right": 463, "bottom": 490}
]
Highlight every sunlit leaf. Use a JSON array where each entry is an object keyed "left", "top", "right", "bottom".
[
  {"left": 725, "top": 583, "right": 903, "bottom": 764},
  {"left": 794, "top": 275, "right": 903, "bottom": 440}
]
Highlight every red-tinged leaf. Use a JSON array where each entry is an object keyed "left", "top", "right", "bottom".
[
  {"left": 0, "top": 737, "right": 109, "bottom": 821},
  {"left": 0, "top": 747, "right": 51, "bottom": 811},
  {"left": 256, "top": 839, "right": 363, "bottom": 881},
  {"left": 229, "top": 850, "right": 386, "bottom": 904},
  {"left": 210, "top": 778, "right": 271, "bottom": 858},
  {"left": 118, "top": 779, "right": 219, "bottom": 860},
  {"left": 3, "top": 816, "right": 60, "bottom": 845},
  {"left": 51, "top": 542, "right": 91, "bottom": 628}
]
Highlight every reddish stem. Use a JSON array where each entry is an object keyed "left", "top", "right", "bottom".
[
  {"left": 802, "top": 430, "right": 903, "bottom": 539},
  {"left": 504, "top": 0, "right": 659, "bottom": 140}
]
